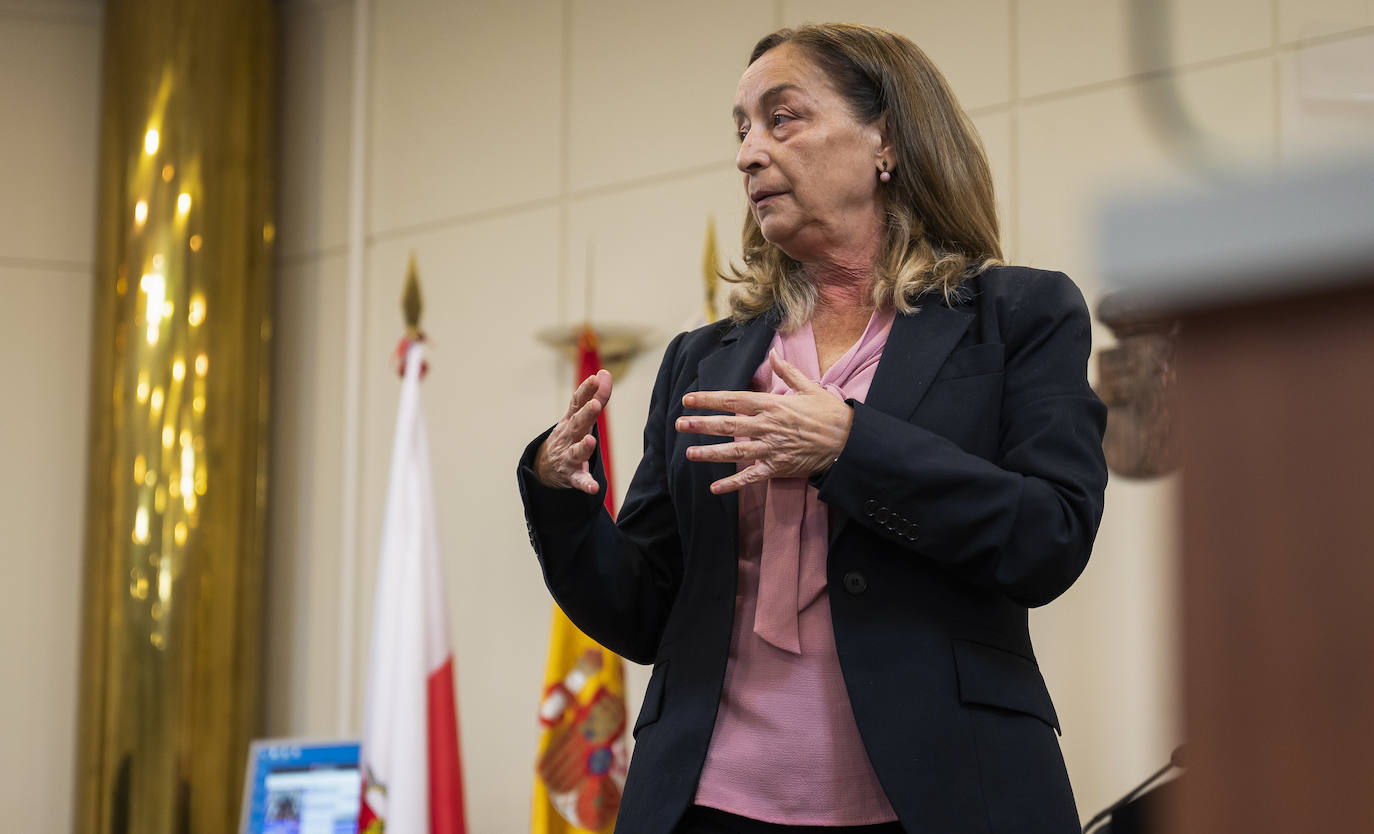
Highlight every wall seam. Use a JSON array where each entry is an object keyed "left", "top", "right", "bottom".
[
  {"left": 557, "top": 0, "right": 573, "bottom": 326},
  {"left": 1272, "top": 0, "right": 1282, "bottom": 169},
  {"left": 367, "top": 160, "right": 729, "bottom": 245},
  {"left": 336, "top": 0, "right": 369, "bottom": 737},
  {"left": 1018, "top": 44, "right": 1275, "bottom": 109},
  {"left": 1016, "top": 22, "right": 1374, "bottom": 113},
  {"left": 1277, "top": 21, "right": 1374, "bottom": 50},
  {"left": 0, "top": 255, "right": 91, "bottom": 274},
  {"left": 1007, "top": 0, "right": 1020, "bottom": 262}
]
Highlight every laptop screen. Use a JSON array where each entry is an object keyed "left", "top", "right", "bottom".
[{"left": 239, "top": 739, "right": 361, "bottom": 834}]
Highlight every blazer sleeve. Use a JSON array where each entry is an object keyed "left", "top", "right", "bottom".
[
  {"left": 515, "top": 332, "right": 688, "bottom": 664},
  {"left": 815, "top": 271, "right": 1108, "bottom": 607}
]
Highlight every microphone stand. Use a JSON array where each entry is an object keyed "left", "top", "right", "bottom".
[{"left": 1082, "top": 745, "right": 1186, "bottom": 834}]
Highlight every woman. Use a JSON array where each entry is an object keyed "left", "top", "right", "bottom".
[{"left": 518, "top": 23, "right": 1107, "bottom": 834}]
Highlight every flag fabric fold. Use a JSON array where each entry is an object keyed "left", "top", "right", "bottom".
[
  {"left": 530, "top": 326, "right": 630, "bottom": 834},
  {"left": 359, "top": 339, "right": 468, "bottom": 834}
]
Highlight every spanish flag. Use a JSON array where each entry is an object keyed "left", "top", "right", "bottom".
[{"left": 530, "top": 326, "right": 629, "bottom": 834}]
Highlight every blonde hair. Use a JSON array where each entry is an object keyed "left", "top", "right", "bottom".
[{"left": 726, "top": 24, "right": 1002, "bottom": 330}]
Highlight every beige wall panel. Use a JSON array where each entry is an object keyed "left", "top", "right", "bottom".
[
  {"left": 970, "top": 109, "right": 1015, "bottom": 259},
  {"left": 0, "top": 14, "right": 100, "bottom": 265},
  {"left": 369, "top": 0, "right": 563, "bottom": 237},
  {"left": 355, "top": 207, "right": 564, "bottom": 832},
  {"left": 1032, "top": 476, "right": 1182, "bottom": 823},
  {"left": 1279, "top": 32, "right": 1374, "bottom": 164},
  {"left": 781, "top": 0, "right": 1012, "bottom": 110},
  {"left": 278, "top": 1, "right": 353, "bottom": 261},
  {"left": 1017, "top": 0, "right": 1272, "bottom": 99},
  {"left": 567, "top": 0, "right": 774, "bottom": 192},
  {"left": 263, "top": 253, "right": 349, "bottom": 739},
  {"left": 1278, "top": 0, "right": 1373, "bottom": 42},
  {"left": 562, "top": 165, "right": 746, "bottom": 507},
  {"left": 1016, "top": 57, "right": 1275, "bottom": 310},
  {"left": 0, "top": 266, "right": 91, "bottom": 832}
]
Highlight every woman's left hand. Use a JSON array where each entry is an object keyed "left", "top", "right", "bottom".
[{"left": 676, "top": 349, "right": 853, "bottom": 494}]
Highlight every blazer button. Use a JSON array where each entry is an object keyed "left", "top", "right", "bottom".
[
  {"left": 863, "top": 499, "right": 878, "bottom": 517},
  {"left": 874, "top": 507, "right": 891, "bottom": 523},
  {"left": 843, "top": 570, "right": 868, "bottom": 595}
]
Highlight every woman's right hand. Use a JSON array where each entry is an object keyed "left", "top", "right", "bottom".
[{"left": 535, "top": 369, "right": 613, "bottom": 494}]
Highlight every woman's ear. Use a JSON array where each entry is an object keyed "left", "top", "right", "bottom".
[{"left": 873, "top": 112, "right": 894, "bottom": 163}]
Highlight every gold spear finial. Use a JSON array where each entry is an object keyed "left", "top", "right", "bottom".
[
  {"left": 702, "top": 216, "right": 721, "bottom": 323},
  {"left": 402, "top": 251, "right": 423, "bottom": 336}
]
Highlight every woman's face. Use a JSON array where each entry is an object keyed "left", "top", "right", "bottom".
[{"left": 733, "top": 43, "right": 888, "bottom": 264}]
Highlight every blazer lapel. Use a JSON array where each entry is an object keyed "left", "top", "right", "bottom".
[
  {"left": 864, "top": 301, "right": 974, "bottom": 422},
  {"left": 830, "top": 301, "right": 973, "bottom": 545}
]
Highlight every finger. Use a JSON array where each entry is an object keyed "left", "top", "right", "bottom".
[
  {"left": 676, "top": 414, "right": 761, "bottom": 439},
  {"left": 769, "top": 348, "right": 819, "bottom": 393},
  {"left": 685, "top": 440, "right": 763, "bottom": 463},
  {"left": 566, "top": 432, "right": 598, "bottom": 463},
  {"left": 592, "top": 369, "right": 613, "bottom": 409},
  {"left": 709, "top": 462, "right": 770, "bottom": 494},
  {"left": 674, "top": 413, "right": 757, "bottom": 437},
  {"left": 565, "top": 392, "right": 604, "bottom": 438},
  {"left": 564, "top": 374, "right": 601, "bottom": 419},
  {"left": 569, "top": 468, "right": 600, "bottom": 495},
  {"left": 682, "top": 389, "right": 771, "bottom": 415}
]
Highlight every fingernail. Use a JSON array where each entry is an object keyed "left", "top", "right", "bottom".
[
  {"left": 683, "top": 394, "right": 696, "bottom": 407},
  {"left": 676, "top": 418, "right": 691, "bottom": 430}
]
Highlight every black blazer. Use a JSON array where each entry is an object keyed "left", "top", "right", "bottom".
[{"left": 517, "top": 266, "right": 1109, "bottom": 834}]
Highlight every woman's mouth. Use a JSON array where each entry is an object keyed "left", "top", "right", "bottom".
[{"left": 751, "top": 190, "right": 787, "bottom": 208}]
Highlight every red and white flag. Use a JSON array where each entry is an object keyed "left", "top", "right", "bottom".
[{"left": 359, "top": 338, "right": 467, "bottom": 834}]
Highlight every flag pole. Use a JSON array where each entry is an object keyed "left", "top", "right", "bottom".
[
  {"left": 403, "top": 251, "right": 423, "bottom": 338},
  {"left": 396, "top": 252, "right": 430, "bottom": 380},
  {"left": 535, "top": 241, "right": 649, "bottom": 379},
  {"left": 703, "top": 215, "right": 721, "bottom": 323}
]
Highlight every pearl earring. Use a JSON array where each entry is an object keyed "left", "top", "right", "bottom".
[{"left": 879, "top": 161, "right": 891, "bottom": 183}]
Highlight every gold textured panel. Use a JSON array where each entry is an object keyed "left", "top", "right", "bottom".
[{"left": 75, "top": 2, "right": 276, "bottom": 833}]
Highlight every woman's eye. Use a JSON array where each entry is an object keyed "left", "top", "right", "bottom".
[
  {"left": 736, "top": 126, "right": 749, "bottom": 142},
  {"left": 772, "top": 113, "right": 793, "bottom": 128}
]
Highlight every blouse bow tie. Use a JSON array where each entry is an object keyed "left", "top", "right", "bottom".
[{"left": 751, "top": 308, "right": 894, "bottom": 655}]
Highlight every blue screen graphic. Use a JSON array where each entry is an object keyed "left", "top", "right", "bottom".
[{"left": 241, "top": 741, "right": 361, "bottom": 834}]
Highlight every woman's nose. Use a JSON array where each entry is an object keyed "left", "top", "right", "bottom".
[{"left": 736, "top": 129, "right": 768, "bottom": 173}]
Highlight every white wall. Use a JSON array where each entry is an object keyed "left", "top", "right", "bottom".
[
  {"left": 0, "top": 1, "right": 102, "bottom": 830},
  {"left": 5, "top": 0, "right": 1370, "bottom": 831}
]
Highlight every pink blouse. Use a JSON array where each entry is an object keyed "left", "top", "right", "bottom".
[{"left": 693, "top": 308, "right": 898, "bottom": 825}]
